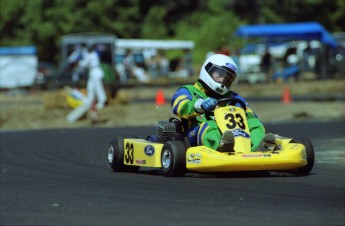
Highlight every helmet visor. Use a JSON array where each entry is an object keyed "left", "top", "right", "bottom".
[{"left": 206, "top": 63, "right": 236, "bottom": 88}]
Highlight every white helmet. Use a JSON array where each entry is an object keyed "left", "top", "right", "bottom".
[{"left": 199, "top": 54, "right": 237, "bottom": 96}]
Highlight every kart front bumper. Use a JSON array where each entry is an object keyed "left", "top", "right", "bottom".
[{"left": 186, "top": 143, "right": 307, "bottom": 173}]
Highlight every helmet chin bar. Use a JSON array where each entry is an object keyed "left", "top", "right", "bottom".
[
  {"left": 215, "top": 87, "right": 224, "bottom": 94},
  {"left": 209, "top": 77, "right": 231, "bottom": 96},
  {"left": 198, "top": 79, "right": 229, "bottom": 98}
]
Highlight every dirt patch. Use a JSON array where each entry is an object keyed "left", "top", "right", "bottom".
[{"left": 1, "top": 79, "right": 344, "bottom": 131}]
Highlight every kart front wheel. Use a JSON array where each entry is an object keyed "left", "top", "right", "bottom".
[
  {"left": 290, "top": 138, "right": 315, "bottom": 175},
  {"left": 161, "top": 141, "right": 186, "bottom": 177},
  {"left": 108, "top": 136, "right": 139, "bottom": 172}
]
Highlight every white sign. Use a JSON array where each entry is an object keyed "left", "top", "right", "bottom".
[{"left": 0, "top": 55, "right": 38, "bottom": 88}]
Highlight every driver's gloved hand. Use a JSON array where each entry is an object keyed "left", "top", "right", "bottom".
[
  {"left": 202, "top": 98, "right": 217, "bottom": 112},
  {"left": 194, "top": 98, "right": 217, "bottom": 113}
]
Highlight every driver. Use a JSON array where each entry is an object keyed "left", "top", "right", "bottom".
[{"left": 171, "top": 54, "right": 275, "bottom": 152}]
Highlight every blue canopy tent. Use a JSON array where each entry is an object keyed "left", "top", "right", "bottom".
[
  {"left": 235, "top": 22, "right": 337, "bottom": 48},
  {"left": 235, "top": 22, "right": 338, "bottom": 79}
]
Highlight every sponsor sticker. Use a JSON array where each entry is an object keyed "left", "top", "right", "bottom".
[
  {"left": 187, "top": 153, "right": 201, "bottom": 164},
  {"left": 225, "top": 62, "right": 237, "bottom": 72},
  {"left": 242, "top": 153, "right": 271, "bottom": 157},
  {"left": 231, "top": 129, "right": 250, "bottom": 138},
  {"left": 136, "top": 160, "right": 146, "bottom": 165},
  {"left": 144, "top": 145, "right": 155, "bottom": 156},
  {"left": 228, "top": 107, "right": 235, "bottom": 112},
  {"left": 242, "top": 153, "right": 263, "bottom": 158}
]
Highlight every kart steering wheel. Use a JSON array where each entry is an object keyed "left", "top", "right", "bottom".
[
  {"left": 217, "top": 97, "right": 247, "bottom": 111},
  {"left": 204, "top": 97, "right": 247, "bottom": 120}
]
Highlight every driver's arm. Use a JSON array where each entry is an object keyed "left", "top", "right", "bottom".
[{"left": 171, "top": 88, "right": 200, "bottom": 119}]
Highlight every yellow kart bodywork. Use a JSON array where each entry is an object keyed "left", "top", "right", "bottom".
[
  {"left": 122, "top": 137, "right": 307, "bottom": 173},
  {"left": 123, "top": 139, "right": 164, "bottom": 168},
  {"left": 185, "top": 138, "right": 307, "bottom": 173},
  {"left": 108, "top": 98, "right": 313, "bottom": 176}
]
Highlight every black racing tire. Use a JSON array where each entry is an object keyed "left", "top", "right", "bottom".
[
  {"left": 108, "top": 136, "right": 140, "bottom": 172},
  {"left": 290, "top": 138, "right": 315, "bottom": 175},
  {"left": 161, "top": 140, "right": 186, "bottom": 177}
]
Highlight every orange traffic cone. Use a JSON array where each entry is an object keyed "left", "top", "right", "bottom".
[
  {"left": 282, "top": 84, "right": 292, "bottom": 104},
  {"left": 155, "top": 89, "right": 166, "bottom": 106}
]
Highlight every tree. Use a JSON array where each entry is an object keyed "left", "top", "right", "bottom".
[{"left": 1, "top": 0, "right": 344, "bottom": 64}]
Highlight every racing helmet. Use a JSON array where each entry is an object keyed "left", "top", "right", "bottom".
[{"left": 199, "top": 54, "right": 238, "bottom": 96}]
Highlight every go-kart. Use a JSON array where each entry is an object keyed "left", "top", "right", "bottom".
[{"left": 107, "top": 98, "right": 314, "bottom": 177}]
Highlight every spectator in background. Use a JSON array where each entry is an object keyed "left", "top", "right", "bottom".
[
  {"left": 147, "top": 53, "right": 160, "bottom": 79},
  {"left": 182, "top": 48, "right": 194, "bottom": 77},
  {"left": 123, "top": 49, "right": 135, "bottom": 79},
  {"left": 205, "top": 45, "right": 230, "bottom": 61},
  {"left": 115, "top": 54, "right": 127, "bottom": 84},
  {"left": 217, "top": 45, "right": 231, "bottom": 56},
  {"left": 66, "top": 44, "right": 107, "bottom": 123},
  {"left": 303, "top": 42, "right": 317, "bottom": 72},
  {"left": 146, "top": 51, "right": 170, "bottom": 80},
  {"left": 123, "top": 49, "right": 150, "bottom": 83},
  {"left": 260, "top": 47, "right": 273, "bottom": 82},
  {"left": 158, "top": 51, "right": 170, "bottom": 78},
  {"left": 67, "top": 44, "right": 88, "bottom": 83},
  {"left": 82, "top": 45, "right": 107, "bottom": 111},
  {"left": 230, "top": 48, "right": 241, "bottom": 77}
]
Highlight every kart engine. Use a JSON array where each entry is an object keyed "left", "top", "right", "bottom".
[{"left": 156, "top": 119, "right": 184, "bottom": 143}]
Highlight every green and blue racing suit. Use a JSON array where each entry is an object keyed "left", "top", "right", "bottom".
[{"left": 171, "top": 81, "right": 266, "bottom": 151}]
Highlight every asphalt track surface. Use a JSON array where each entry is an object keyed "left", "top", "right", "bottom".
[{"left": 1, "top": 120, "right": 344, "bottom": 226}]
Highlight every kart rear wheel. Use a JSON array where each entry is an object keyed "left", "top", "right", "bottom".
[
  {"left": 108, "top": 136, "right": 140, "bottom": 172},
  {"left": 290, "top": 138, "right": 315, "bottom": 175},
  {"left": 161, "top": 141, "right": 186, "bottom": 177}
]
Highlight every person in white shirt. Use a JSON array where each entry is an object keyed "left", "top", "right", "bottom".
[
  {"left": 68, "top": 44, "right": 88, "bottom": 82},
  {"left": 80, "top": 45, "right": 107, "bottom": 110},
  {"left": 66, "top": 44, "right": 107, "bottom": 123}
]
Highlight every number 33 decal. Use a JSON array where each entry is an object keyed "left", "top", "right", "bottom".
[
  {"left": 225, "top": 113, "right": 246, "bottom": 130},
  {"left": 125, "top": 142, "right": 134, "bottom": 164}
]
